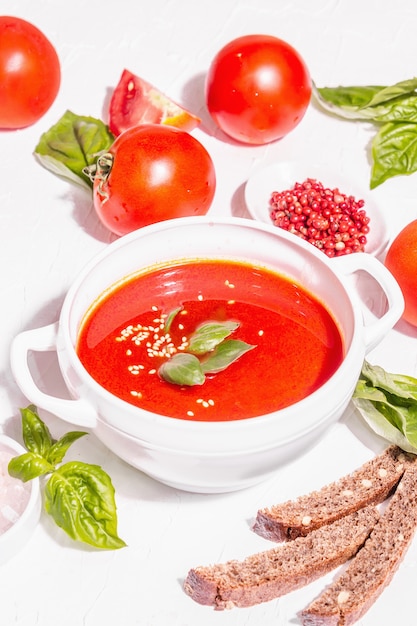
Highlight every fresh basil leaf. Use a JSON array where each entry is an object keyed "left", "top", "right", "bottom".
[
  {"left": 8, "top": 451, "right": 55, "bottom": 481},
  {"left": 44, "top": 461, "right": 126, "bottom": 550},
  {"left": 314, "top": 78, "right": 417, "bottom": 123},
  {"left": 202, "top": 339, "right": 255, "bottom": 374},
  {"left": 352, "top": 397, "right": 417, "bottom": 454},
  {"left": 352, "top": 361, "right": 417, "bottom": 454},
  {"left": 371, "top": 121, "right": 417, "bottom": 188},
  {"left": 34, "top": 110, "right": 115, "bottom": 190},
  {"left": 187, "top": 321, "right": 239, "bottom": 355},
  {"left": 164, "top": 306, "right": 183, "bottom": 334},
  {"left": 159, "top": 353, "right": 205, "bottom": 386},
  {"left": 20, "top": 405, "right": 53, "bottom": 457},
  {"left": 314, "top": 83, "right": 385, "bottom": 119},
  {"left": 358, "top": 360, "right": 417, "bottom": 401},
  {"left": 47, "top": 431, "right": 88, "bottom": 466},
  {"left": 366, "top": 77, "right": 417, "bottom": 107}
]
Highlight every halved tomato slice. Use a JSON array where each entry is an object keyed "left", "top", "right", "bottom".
[{"left": 109, "top": 69, "right": 201, "bottom": 136}]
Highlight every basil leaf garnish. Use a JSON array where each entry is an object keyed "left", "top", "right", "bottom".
[
  {"left": 8, "top": 406, "right": 125, "bottom": 550},
  {"left": 45, "top": 461, "right": 126, "bottom": 550},
  {"left": 313, "top": 77, "right": 417, "bottom": 187},
  {"left": 314, "top": 78, "right": 417, "bottom": 122},
  {"left": 371, "top": 121, "right": 417, "bottom": 188},
  {"left": 8, "top": 452, "right": 55, "bottom": 482},
  {"left": 47, "top": 431, "right": 88, "bottom": 466},
  {"left": 202, "top": 339, "right": 256, "bottom": 374},
  {"left": 21, "top": 404, "right": 53, "bottom": 457},
  {"left": 159, "top": 353, "right": 205, "bottom": 386},
  {"left": 187, "top": 321, "right": 238, "bottom": 354},
  {"left": 164, "top": 306, "right": 183, "bottom": 334},
  {"left": 34, "top": 110, "right": 114, "bottom": 189},
  {"left": 352, "top": 360, "right": 417, "bottom": 454},
  {"left": 158, "top": 317, "right": 256, "bottom": 386}
]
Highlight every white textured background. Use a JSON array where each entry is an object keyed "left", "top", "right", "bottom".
[{"left": 1, "top": 1, "right": 417, "bottom": 624}]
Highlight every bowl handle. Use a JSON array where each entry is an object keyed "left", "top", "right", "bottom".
[
  {"left": 10, "top": 322, "right": 98, "bottom": 429},
  {"left": 331, "top": 253, "right": 404, "bottom": 353}
]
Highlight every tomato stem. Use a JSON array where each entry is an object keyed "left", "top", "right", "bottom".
[{"left": 83, "top": 152, "right": 114, "bottom": 202}]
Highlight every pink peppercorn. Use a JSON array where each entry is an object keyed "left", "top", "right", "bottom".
[{"left": 269, "top": 178, "right": 370, "bottom": 257}]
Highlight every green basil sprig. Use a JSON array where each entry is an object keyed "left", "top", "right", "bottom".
[
  {"left": 8, "top": 406, "right": 126, "bottom": 550},
  {"left": 158, "top": 317, "right": 255, "bottom": 386},
  {"left": 313, "top": 77, "right": 417, "bottom": 188},
  {"left": 34, "top": 110, "right": 115, "bottom": 190},
  {"left": 352, "top": 360, "right": 417, "bottom": 454}
]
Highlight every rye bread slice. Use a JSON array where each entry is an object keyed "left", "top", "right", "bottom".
[
  {"left": 254, "top": 446, "right": 412, "bottom": 541},
  {"left": 300, "top": 460, "right": 417, "bottom": 626},
  {"left": 183, "top": 505, "right": 379, "bottom": 610}
]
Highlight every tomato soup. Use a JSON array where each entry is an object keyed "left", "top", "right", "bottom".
[{"left": 76, "top": 260, "right": 344, "bottom": 421}]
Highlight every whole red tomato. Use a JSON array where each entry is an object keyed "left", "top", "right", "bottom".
[
  {"left": 384, "top": 220, "right": 417, "bottom": 327},
  {"left": 206, "top": 34, "right": 311, "bottom": 145},
  {"left": 0, "top": 16, "right": 61, "bottom": 129},
  {"left": 92, "top": 124, "right": 216, "bottom": 236}
]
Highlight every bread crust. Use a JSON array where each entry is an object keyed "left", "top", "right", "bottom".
[
  {"left": 183, "top": 506, "right": 379, "bottom": 610},
  {"left": 254, "top": 446, "right": 412, "bottom": 541},
  {"left": 300, "top": 460, "right": 417, "bottom": 625}
]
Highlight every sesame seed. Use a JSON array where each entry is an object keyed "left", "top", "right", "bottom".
[
  {"left": 258, "top": 329, "right": 264, "bottom": 336},
  {"left": 149, "top": 369, "right": 156, "bottom": 374},
  {"left": 197, "top": 294, "right": 203, "bottom": 301},
  {"left": 187, "top": 411, "right": 194, "bottom": 417},
  {"left": 151, "top": 305, "right": 158, "bottom": 311}
]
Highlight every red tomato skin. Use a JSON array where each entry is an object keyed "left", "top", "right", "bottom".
[
  {"left": 206, "top": 35, "right": 312, "bottom": 144},
  {"left": 0, "top": 16, "right": 61, "bottom": 129},
  {"left": 109, "top": 69, "right": 201, "bottom": 136},
  {"left": 93, "top": 125, "right": 216, "bottom": 236}
]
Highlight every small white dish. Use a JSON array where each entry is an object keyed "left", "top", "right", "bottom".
[
  {"left": 245, "top": 161, "right": 389, "bottom": 258},
  {"left": 0, "top": 434, "right": 41, "bottom": 565}
]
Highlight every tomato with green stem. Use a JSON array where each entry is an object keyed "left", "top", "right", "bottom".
[
  {"left": 0, "top": 16, "right": 61, "bottom": 129},
  {"left": 90, "top": 124, "right": 216, "bottom": 236}
]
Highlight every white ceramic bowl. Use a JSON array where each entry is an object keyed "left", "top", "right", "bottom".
[
  {"left": 10, "top": 217, "right": 403, "bottom": 493},
  {"left": 245, "top": 161, "right": 388, "bottom": 258},
  {"left": 0, "top": 435, "right": 41, "bottom": 565}
]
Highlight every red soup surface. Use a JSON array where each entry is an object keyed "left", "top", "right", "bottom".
[{"left": 76, "top": 260, "right": 344, "bottom": 421}]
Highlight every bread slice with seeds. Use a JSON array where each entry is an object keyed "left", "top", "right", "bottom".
[
  {"left": 300, "top": 460, "right": 417, "bottom": 625},
  {"left": 183, "top": 505, "right": 379, "bottom": 610},
  {"left": 254, "top": 446, "right": 412, "bottom": 541}
]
